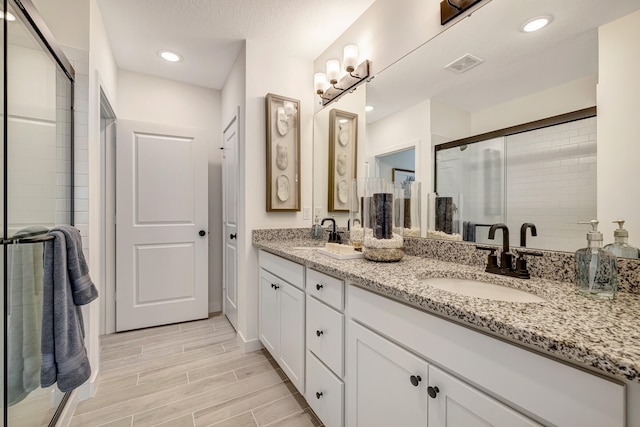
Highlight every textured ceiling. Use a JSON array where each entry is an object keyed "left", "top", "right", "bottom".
[{"left": 97, "top": 0, "right": 376, "bottom": 89}]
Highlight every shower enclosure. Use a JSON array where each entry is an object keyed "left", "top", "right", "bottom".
[{"left": 2, "top": 0, "right": 75, "bottom": 425}]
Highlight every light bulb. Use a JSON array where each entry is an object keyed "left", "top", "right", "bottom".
[
  {"left": 159, "top": 50, "right": 182, "bottom": 62},
  {"left": 314, "top": 73, "right": 327, "bottom": 94}
]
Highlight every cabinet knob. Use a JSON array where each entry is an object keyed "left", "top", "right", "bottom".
[
  {"left": 230, "top": 233, "right": 237, "bottom": 240},
  {"left": 199, "top": 230, "right": 206, "bottom": 237},
  {"left": 316, "top": 392, "right": 323, "bottom": 399},
  {"left": 316, "top": 330, "right": 323, "bottom": 337},
  {"left": 427, "top": 386, "right": 440, "bottom": 399},
  {"left": 271, "top": 283, "right": 279, "bottom": 290},
  {"left": 410, "top": 375, "right": 422, "bottom": 387},
  {"left": 316, "top": 284, "right": 323, "bottom": 291}
]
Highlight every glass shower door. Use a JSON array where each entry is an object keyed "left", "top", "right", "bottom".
[{"left": 4, "top": 0, "right": 74, "bottom": 425}]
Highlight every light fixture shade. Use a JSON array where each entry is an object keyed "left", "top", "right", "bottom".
[
  {"left": 314, "top": 73, "right": 328, "bottom": 94},
  {"left": 343, "top": 45, "right": 359, "bottom": 72},
  {"left": 326, "top": 59, "right": 341, "bottom": 85}
]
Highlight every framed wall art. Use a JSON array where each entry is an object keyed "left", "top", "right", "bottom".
[
  {"left": 266, "top": 93, "right": 301, "bottom": 211},
  {"left": 328, "top": 109, "right": 358, "bottom": 212}
]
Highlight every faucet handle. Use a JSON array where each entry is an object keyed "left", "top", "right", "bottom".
[
  {"left": 514, "top": 250, "right": 542, "bottom": 279},
  {"left": 476, "top": 246, "right": 498, "bottom": 272}
]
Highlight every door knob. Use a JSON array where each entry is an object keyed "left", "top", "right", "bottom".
[
  {"left": 230, "top": 233, "right": 237, "bottom": 239},
  {"left": 410, "top": 375, "right": 422, "bottom": 387},
  {"left": 199, "top": 230, "right": 206, "bottom": 237},
  {"left": 427, "top": 386, "right": 440, "bottom": 398}
]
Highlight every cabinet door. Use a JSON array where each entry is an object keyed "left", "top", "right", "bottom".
[
  {"left": 259, "top": 269, "right": 280, "bottom": 356},
  {"left": 428, "top": 366, "right": 541, "bottom": 427},
  {"left": 279, "top": 281, "right": 305, "bottom": 394},
  {"left": 347, "top": 320, "right": 429, "bottom": 427}
]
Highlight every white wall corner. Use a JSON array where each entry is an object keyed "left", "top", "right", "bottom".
[{"left": 237, "top": 330, "right": 264, "bottom": 354}]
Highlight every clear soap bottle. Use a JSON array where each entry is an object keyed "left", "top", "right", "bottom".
[
  {"left": 575, "top": 220, "right": 617, "bottom": 299},
  {"left": 311, "top": 216, "right": 323, "bottom": 240},
  {"left": 603, "top": 220, "right": 640, "bottom": 259}
]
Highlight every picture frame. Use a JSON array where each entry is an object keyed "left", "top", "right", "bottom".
[
  {"left": 392, "top": 168, "right": 415, "bottom": 185},
  {"left": 328, "top": 109, "right": 358, "bottom": 212},
  {"left": 265, "top": 93, "right": 301, "bottom": 211}
]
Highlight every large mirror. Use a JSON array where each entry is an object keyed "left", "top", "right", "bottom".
[{"left": 312, "top": 0, "right": 640, "bottom": 253}]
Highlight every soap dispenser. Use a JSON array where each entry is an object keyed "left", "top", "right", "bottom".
[
  {"left": 311, "top": 216, "right": 323, "bottom": 240},
  {"left": 575, "top": 220, "right": 617, "bottom": 299},
  {"left": 603, "top": 220, "right": 640, "bottom": 259}
]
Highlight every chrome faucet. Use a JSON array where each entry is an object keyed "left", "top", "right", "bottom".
[
  {"left": 488, "top": 223, "right": 515, "bottom": 274},
  {"left": 321, "top": 218, "right": 341, "bottom": 243}
]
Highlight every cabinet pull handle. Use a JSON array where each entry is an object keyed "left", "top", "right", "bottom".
[
  {"left": 410, "top": 375, "right": 422, "bottom": 387},
  {"left": 230, "top": 233, "right": 237, "bottom": 239},
  {"left": 316, "top": 284, "right": 323, "bottom": 290},
  {"left": 316, "top": 392, "right": 323, "bottom": 399},
  {"left": 316, "top": 330, "right": 323, "bottom": 337},
  {"left": 271, "top": 283, "right": 279, "bottom": 290},
  {"left": 427, "top": 386, "right": 440, "bottom": 398}
]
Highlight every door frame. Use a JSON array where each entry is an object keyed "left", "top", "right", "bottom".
[{"left": 99, "top": 89, "right": 117, "bottom": 335}]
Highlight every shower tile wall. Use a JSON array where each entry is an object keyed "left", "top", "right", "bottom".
[
  {"left": 61, "top": 46, "right": 90, "bottom": 258},
  {"left": 506, "top": 117, "right": 597, "bottom": 252}
]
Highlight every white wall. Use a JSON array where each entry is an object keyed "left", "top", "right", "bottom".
[
  {"left": 597, "top": 10, "right": 640, "bottom": 244},
  {"left": 87, "top": 0, "right": 118, "bottom": 397},
  {"left": 117, "top": 70, "right": 222, "bottom": 313},
  {"left": 234, "top": 39, "right": 314, "bottom": 349},
  {"left": 471, "top": 75, "right": 597, "bottom": 136}
]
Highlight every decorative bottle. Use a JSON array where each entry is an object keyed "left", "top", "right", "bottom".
[
  {"left": 311, "top": 216, "right": 323, "bottom": 240},
  {"left": 575, "top": 220, "right": 617, "bottom": 299},
  {"left": 603, "top": 220, "right": 640, "bottom": 259}
]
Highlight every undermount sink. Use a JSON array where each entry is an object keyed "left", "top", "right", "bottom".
[{"left": 420, "top": 277, "right": 546, "bottom": 303}]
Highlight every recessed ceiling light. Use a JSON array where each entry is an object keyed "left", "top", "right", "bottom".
[
  {"left": 365, "top": 105, "right": 375, "bottom": 112},
  {"left": 159, "top": 50, "right": 182, "bottom": 62},
  {"left": 1, "top": 11, "right": 16, "bottom": 21},
  {"left": 522, "top": 15, "right": 552, "bottom": 33}
]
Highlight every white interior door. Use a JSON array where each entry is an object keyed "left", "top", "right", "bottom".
[
  {"left": 116, "top": 120, "right": 208, "bottom": 331},
  {"left": 222, "top": 111, "right": 239, "bottom": 330}
]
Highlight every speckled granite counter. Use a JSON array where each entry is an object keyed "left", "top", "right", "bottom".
[{"left": 253, "top": 236, "right": 640, "bottom": 384}]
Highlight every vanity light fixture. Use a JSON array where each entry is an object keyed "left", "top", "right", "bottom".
[
  {"left": 314, "top": 44, "right": 371, "bottom": 107},
  {"left": 521, "top": 15, "right": 552, "bottom": 33},
  {"left": 159, "top": 50, "right": 182, "bottom": 62}
]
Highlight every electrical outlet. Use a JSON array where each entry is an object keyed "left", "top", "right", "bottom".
[{"left": 303, "top": 207, "right": 311, "bottom": 220}]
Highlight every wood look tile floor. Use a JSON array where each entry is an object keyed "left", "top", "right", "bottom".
[{"left": 70, "top": 314, "right": 322, "bottom": 427}]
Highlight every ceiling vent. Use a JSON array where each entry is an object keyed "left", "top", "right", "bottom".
[{"left": 445, "top": 53, "right": 484, "bottom": 73}]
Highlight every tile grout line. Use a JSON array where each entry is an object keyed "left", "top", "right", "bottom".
[{"left": 250, "top": 409, "right": 260, "bottom": 427}]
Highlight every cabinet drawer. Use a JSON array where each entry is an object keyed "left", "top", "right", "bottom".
[
  {"left": 306, "top": 268, "right": 344, "bottom": 310},
  {"left": 306, "top": 351, "right": 344, "bottom": 427},
  {"left": 259, "top": 250, "right": 304, "bottom": 290},
  {"left": 307, "top": 295, "right": 344, "bottom": 377}
]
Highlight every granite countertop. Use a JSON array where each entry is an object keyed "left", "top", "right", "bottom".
[{"left": 254, "top": 238, "right": 640, "bottom": 384}]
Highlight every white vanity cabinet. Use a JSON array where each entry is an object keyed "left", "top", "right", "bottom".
[
  {"left": 258, "top": 250, "right": 305, "bottom": 394},
  {"left": 347, "top": 284, "right": 625, "bottom": 427},
  {"left": 305, "top": 268, "right": 346, "bottom": 427}
]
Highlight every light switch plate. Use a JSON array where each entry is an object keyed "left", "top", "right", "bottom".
[{"left": 303, "top": 207, "right": 311, "bottom": 220}]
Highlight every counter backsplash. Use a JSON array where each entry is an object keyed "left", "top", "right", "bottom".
[{"left": 252, "top": 228, "right": 640, "bottom": 294}]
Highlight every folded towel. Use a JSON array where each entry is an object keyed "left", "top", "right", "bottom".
[
  {"left": 41, "top": 226, "right": 98, "bottom": 392},
  {"left": 7, "top": 226, "right": 47, "bottom": 405}
]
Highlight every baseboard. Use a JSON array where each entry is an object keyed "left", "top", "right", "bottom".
[
  {"left": 54, "top": 390, "right": 78, "bottom": 427},
  {"left": 237, "top": 331, "right": 264, "bottom": 354}
]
